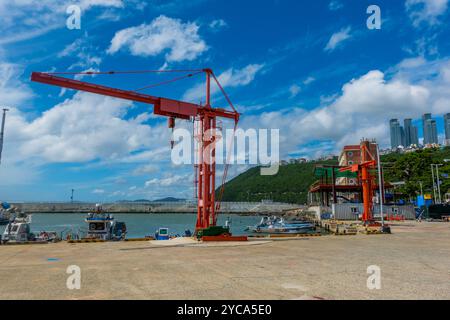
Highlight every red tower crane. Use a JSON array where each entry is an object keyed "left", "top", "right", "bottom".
[
  {"left": 339, "top": 140, "right": 377, "bottom": 225},
  {"left": 31, "top": 69, "right": 239, "bottom": 234}
]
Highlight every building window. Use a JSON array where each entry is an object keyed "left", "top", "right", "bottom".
[
  {"left": 348, "top": 161, "right": 353, "bottom": 165},
  {"left": 348, "top": 152, "right": 353, "bottom": 157}
]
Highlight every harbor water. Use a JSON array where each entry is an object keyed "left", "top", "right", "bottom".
[{"left": 0, "top": 213, "right": 262, "bottom": 238}]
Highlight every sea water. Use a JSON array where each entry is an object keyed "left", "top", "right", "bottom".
[{"left": 0, "top": 213, "right": 262, "bottom": 238}]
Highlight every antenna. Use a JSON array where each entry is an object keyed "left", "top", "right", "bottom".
[{"left": 0, "top": 108, "right": 9, "bottom": 165}]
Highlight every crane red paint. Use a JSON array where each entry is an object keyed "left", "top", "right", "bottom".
[
  {"left": 339, "top": 140, "right": 377, "bottom": 224},
  {"left": 31, "top": 69, "right": 239, "bottom": 232}
]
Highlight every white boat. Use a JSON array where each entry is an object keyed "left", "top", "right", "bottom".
[
  {"left": 2, "top": 213, "right": 60, "bottom": 243},
  {"left": 84, "top": 204, "right": 127, "bottom": 241},
  {"left": 246, "top": 216, "right": 315, "bottom": 234},
  {"left": 2, "top": 214, "right": 34, "bottom": 243}
]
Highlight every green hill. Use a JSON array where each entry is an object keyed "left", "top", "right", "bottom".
[
  {"left": 218, "top": 147, "right": 450, "bottom": 204},
  {"left": 381, "top": 147, "right": 450, "bottom": 199},
  {"left": 218, "top": 160, "right": 338, "bottom": 204}
]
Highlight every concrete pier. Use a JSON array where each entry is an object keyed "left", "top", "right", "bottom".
[{"left": 0, "top": 221, "right": 449, "bottom": 299}]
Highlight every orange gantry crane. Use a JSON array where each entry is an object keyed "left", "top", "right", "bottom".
[
  {"left": 31, "top": 68, "right": 239, "bottom": 235},
  {"left": 339, "top": 140, "right": 378, "bottom": 225}
]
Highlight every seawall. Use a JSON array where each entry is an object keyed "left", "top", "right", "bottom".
[{"left": 10, "top": 201, "right": 302, "bottom": 214}]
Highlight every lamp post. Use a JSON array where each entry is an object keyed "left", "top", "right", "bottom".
[
  {"left": 0, "top": 108, "right": 9, "bottom": 165},
  {"left": 431, "top": 164, "right": 444, "bottom": 204},
  {"left": 376, "top": 144, "right": 384, "bottom": 227},
  {"left": 435, "top": 164, "right": 443, "bottom": 204},
  {"left": 431, "top": 164, "right": 437, "bottom": 203}
]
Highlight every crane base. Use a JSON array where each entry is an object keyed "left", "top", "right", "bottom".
[
  {"left": 196, "top": 226, "right": 231, "bottom": 239},
  {"left": 202, "top": 235, "right": 248, "bottom": 242}
]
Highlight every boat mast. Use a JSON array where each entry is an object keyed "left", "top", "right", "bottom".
[{"left": 0, "top": 108, "right": 9, "bottom": 165}]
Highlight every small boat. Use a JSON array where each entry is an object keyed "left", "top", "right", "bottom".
[
  {"left": 155, "top": 227, "right": 170, "bottom": 240},
  {"left": 246, "top": 216, "right": 315, "bottom": 234},
  {"left": 2, "top": 214, "right": 34, "bottom": 243},
  {"left": 1, "top": 213, "right": 60, "bottom": 244},
  {"left": 84, "top": 204, "right": 127, "bottom": 241}
]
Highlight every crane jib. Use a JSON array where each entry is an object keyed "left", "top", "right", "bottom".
[{"left": 30, "top": 72, "right": 238, "bottom": 121}]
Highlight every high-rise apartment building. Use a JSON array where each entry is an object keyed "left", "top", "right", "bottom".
[
  {"left": 390, "top": 119, "right": 404, "bottom": 149},
  {"left": 423, "top": 114, "right": 438, "bottom": 145},
  {"left": 444, "top": 113, "right": 450, "bottom": 146},
  {"left": 404, "top": 118, "right": 419, "bottom": 146},
  {"left": 422, "top": 113, "right": 439, "bottom": 144}
]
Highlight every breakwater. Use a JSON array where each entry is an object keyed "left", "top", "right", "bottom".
[{"left": 10, "top": 201, "right": 302, "bottom": 214}]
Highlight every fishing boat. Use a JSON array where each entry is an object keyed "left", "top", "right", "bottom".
[
  {"left": 246, "top": 216, "right": 315, "bottom": 234},
  {"left": 1, "top": 213, "right": 60, "bottom": 243},
  {"left": 84, "top": 204, "right": 127, "bottom": 240},
  {"left": 2, "top": 214, "right": 34, "bottom": 243}
]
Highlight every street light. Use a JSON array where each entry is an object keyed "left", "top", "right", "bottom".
[
  {"left": 0, "top": 108, "right": 9, "bottom": 165},
  {"left": 431, "top": 164, "right": 444, "bottom": 204},
  {"left": 376, "top": 144, "right": 385, "bottom": 227}
]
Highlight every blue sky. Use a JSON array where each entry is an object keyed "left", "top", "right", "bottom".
[{"left": 0, "top": 0, "right": 449, "bottom": 201}]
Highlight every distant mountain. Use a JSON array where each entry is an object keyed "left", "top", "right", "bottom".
[
  {"left": 115, "top": 198, "right": 186, "bottom": 203},
  {"left": 153, "top": 197, "right": 186, "bottom": 202}
]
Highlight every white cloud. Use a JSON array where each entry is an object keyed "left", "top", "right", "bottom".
[
  {"left": 6, "top": 92, "right": 161, "bottom": 163},
  {"left": 240, "top": 58, "right": 450, "bottom": 156},
  {"left": 328, "top": 1, "right": 343, "bottom": 11},
  {"left": 132, "top": 164, "right": 158, "bottom": 175},
  {"left": 0, "top": 62, "right": 34, "bottom": 106},
  {"left": 324, "top": 26, "right": 352, "bottom": 52},
  {"left": 73, "top": 68, "right": 101, "bottom": 81},
  {"left": 182, "top": 64, "right": 264, "bottom": 102},
  {"left": 0, "top": 1, "right": 124, "bottom": 45},
  {"left": 145, "top": 174, "right": 188, "bottom": 187},
  {"left": 288, "top": 77, "right": 315, "bottom": 98},
  {"left": 289, "top": 84, "right": 301, "bottom": 98},
  {"left": 107, "top": 15, "right": 208, "bottom": 62},
  {"left": 79, "top": 0, "right": 124, "bottom": 9},
  {"left": 92, "top": 188, "right": 105, "bottom": 194},
  {"left": 303, "top": 76, "right": 316, "bottom": 85},
  {"left": 58, "top": 33, "right": 103, "bottom": 73},
  {"left": 406, "top": 0, "right": 449, "bottom": 27},
  {"left": 209, "top": 19, "right": 228, "bottom": 30}
]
